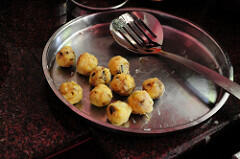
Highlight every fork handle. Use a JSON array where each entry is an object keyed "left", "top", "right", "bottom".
[{"left": 157, "top": 49, "right": 240, "bottom": 100}]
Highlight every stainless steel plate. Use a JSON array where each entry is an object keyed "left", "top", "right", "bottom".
[{"left": 42, "top": 8, "right": 233, "bottom": 134}]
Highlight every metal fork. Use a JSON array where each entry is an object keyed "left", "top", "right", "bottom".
[
  {"left": 111, "top": 12, "right": 240, "bottom": 100},
  {"left": 114, "top": 12, "right": 162, "bottom": 50}
]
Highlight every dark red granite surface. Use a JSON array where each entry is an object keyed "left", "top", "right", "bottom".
[
  {"left": 0, "top": 0, "right": 90, "bottom": 158},
  {"left": 1, "top": 0, "right": 240, "bottom": 159}
]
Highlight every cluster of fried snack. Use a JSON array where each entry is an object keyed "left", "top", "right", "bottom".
[{"left": 56, "top": 46, "right": 165, "bottom": 126}]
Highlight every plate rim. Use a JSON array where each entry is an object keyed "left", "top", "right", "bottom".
[
  {"left": 71, "top": 0, "right": 129, "bottom": 11},
  {"left": 42, "top": 7, "right": 233, "bottom": 134}
]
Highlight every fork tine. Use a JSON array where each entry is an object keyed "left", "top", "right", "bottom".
[
  {"left": 119, "top": 14, "right": 146, "bottom": 48},
  {"left": 128, "top": 20, "right": 161, "bottom": 48},
  {"left": 130, "top": 15, "right": 162, "bottom": 48},
  {"left": 128, "top": 13, "right": 152, "bottom": 43},
  {"left": 126, "top": 23, "right": 146, "bottom": 44},
  {"left": 112, "top": 15, "right": 143, "bottom": 49},
  {"left": 122, "top": 26, "right": 144, "bottom": 48},
  {"left": 118, "top": 29, "right": 137, "bottom": 49},
  {"left": 130, "top": 12, "right": 157, "bottom": 38},
  {"left": 113, "top": 12, "right": 162, "bottom": 50},
  {"left": 137, "top": 18, "right": 157, "bottom": 38},
  {"left": 132, "top": 20, "right": 152, "bottom": 43}
]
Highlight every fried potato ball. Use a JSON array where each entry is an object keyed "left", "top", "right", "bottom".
[
  {"left": 89, "top": 84, "right": 113, "bottom": 107},
  {"left": 76, "top": 52, "right": 98, "bottom": 76},
  {"left": 128, "top": 90, "right": 154, "bottom": 114},
  {"left": 106, "top": 101, "right": 132, "bottom": 126},
  {"left": 142, "top": 77, "right": 165, "bottom": 99},
  {"left": 108, "top": 56, "right": 130, "bottom": 76},
  {"left": 59, "top": 81, "right": 83, "bottom": 104},
  {"left": 56, "top": 46, "right": 76, "bottom": 67},
  {"left": 89, "top": 66, "right": 111, "bottom": 86},
  {"left": 110, "top": 74, "right": 135, "bottom": 96}
]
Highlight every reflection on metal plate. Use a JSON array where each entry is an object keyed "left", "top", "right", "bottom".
[{"left": 42, "top": 8, "right": 232, "bottom": 134}]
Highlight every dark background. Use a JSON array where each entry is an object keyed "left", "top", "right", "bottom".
[{"left": 1, "top": 0, "right": 240, "bottom": 158}]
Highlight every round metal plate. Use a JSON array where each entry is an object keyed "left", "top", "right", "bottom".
[{"left": 42, "top": 8, "right": 233, "bottom": 134}]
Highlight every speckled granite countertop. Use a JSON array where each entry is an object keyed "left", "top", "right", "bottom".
[
  {"left": 1, "top": 0, "right": 240, "bottom": 158},
  {"left": 0, "top": 0, "right": 91, "bottom": 158}
]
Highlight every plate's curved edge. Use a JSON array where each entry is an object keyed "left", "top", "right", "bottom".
[
  {"left": 42, "top": 8, "right": 233, "bottom": 135},
  {"left": 71, "top": 0, "right": 129, "bottom": 11}
]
